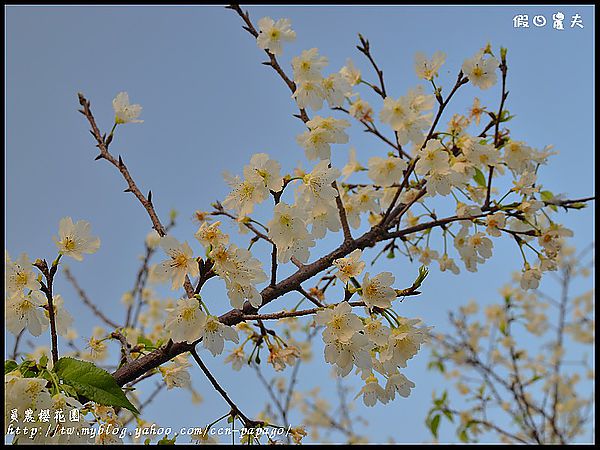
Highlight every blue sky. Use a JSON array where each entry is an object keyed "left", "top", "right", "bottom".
[{"left": 5, "top": 5, "right": 594, "bottom": 443}]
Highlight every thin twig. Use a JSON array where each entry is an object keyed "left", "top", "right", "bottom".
[
  {"left": 334, "top": 181, "right": 354, "bottom": 243},
  {"left": 11, "top": 329, "right": 25, "bottom": 361},
  {"left": 63, "top": 266, "right": 121, "bottom": 329},
  {"left": 190, "top": 348, "right": 261, "bottom": 428},
  {"left": 77, "top": 93, "right": 195, "bottom": 300},
  {"left": 484, "top": 53, "right": 509, "bottom": 209},
  {"left": 296, "top": 287, "right": 325, "bottom": 308},
  {"left": 111, "top": 331, "right": 133, "bottom": 365}
]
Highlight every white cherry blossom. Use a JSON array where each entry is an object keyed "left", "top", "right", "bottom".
[
  {"left": 256, "top": 17, "right": 296, "bottom": 56},
  {"left": 54, "top": 217, "right": 101, "bottom": 261}
]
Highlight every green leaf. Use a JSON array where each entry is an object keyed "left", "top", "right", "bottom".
[
  {"left": 442, "top": 409, "right": 454, "bottom": 422},
  {"left": 38, "top": 354, "right": 48, "bottom": 369},
  {"left": 412, "top": 265, "right": 429, "bottom": 290},
  {"left": 499, "top": 110, "right": 514, "bottom": 123},
  {"left": 498, "top": 320, "right": 507, "bottom": 336},
  {"left": 38, "top": 369, "right": 54, "bottom": 384},
  {"left": 431, "top": 414, "right": 441, "bottom": 438},
  {"left": 60, "top": 383, "right": 79, "bottom": 398},
  {"left": 473, "top": 168, "right": 487, "bottom": 188},
  {"left": 18, "top": 360, "right": 38, "bottom": 377},
  {"left": 137, "top": 335, "right": 157, "bottom": 351},
  {"left": 53, "top": 357, "right": 139, "bottom": 414},
  {"left": 441, "top": 390, "right": 448, "bottom": 403},
  {"left": 157, "top": 435, "right": 177, "bottom": 445},
  {"left": 427, "top": 361, "right": 445, "bottom": 373},
  {"left": 528, "top": 374, "right": 542, "bottom": 385},
  {"left": 5, "top": 360, "right": 18, "bottom": 374},
  {"left": 540, "top": 190, "right": 558, "bottom": 212}
]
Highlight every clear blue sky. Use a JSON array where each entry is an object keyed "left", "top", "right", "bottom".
[{"left": 5, "top": 5, "right": 594, "bottom": 443}]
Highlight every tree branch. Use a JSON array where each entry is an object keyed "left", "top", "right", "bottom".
[
  {"left": 63, "top": 266, "right": 122, "bottom": 329},
  {"left": 77, "top": 93, "right": 196, "bottom": 300},
  {"left": 190, "top": 347, "right": 261, "bottom": 428},
  {"left": 33, "top": 256, "right": 61, "bottom": 365}
]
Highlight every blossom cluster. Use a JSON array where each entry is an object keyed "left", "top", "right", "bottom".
[
  {"left": 5, "top": 8, "right": 592, "bottom": 444},
  {"left": 428, "top": 246, "right": 594, "bottom": 443},
  {"left": 5, "top": 217, "right": 100, "bottom": 338},
  {"left": 315, "top": 300, "right": 429, "bottom": 407}
]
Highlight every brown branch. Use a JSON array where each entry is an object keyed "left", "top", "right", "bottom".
[
  {"left": 123, "top": 382, "right": 164, "bottom": 427},
  {"left": 382, "top": 210, "right": 492, "bottom": 241},
  {"left": 78, "top": 94, "right": 166, "bottom": 236},
  {"left": 440, "top": 407, "right": 529, "bottom": 444},
  {"left": 63, "top": 266, "right": 121, "bottom": 329},
  {"left": 129, "top": 216, "right": 176, "bottom": 328},
  {"left": 381, "top": 71, "right": 468, "bottom": 223},
  {"left": 290, "top": 256, "right": 305, "bottom": 269},
  {"left": 334, "top": 182, "right": 353, "bottom": 243},
  {"left": 252, "top": 362, "right": 287, "bottom": 421},
  {"left": 550, "top": 264, "right": 571, "bottom": 443},
  {"left": 296, "top": 287, "right": 325, "bottom": 308},
  {"left": 227, "top": 4, "right": 309, "bottom": 123},
  {"left": 106, "top": 6, "right": 595, "bottom": 394},
  {"left": 211, "top": 206, "right": 273, "bottom": 244},
  {"left": 302, "top": 398, "right": 356, "bottom": 439},
  {"left": 270, "top": 189, "right": 282, "bottom": 286},
  {"left": 356, "top": 34, "right": 409, "bottom": 158},
  {"left": 190, "top": 347, "right": 261, "bottom": 428},
  {"left": 229, "top": 6, "right": 354, "bottom": 245},
  {"left": 484, "top": 53, "right": 509, "bottom": 209},
  {"left": 11, "top": 329, "right": 25, "bottom": 361},
  {"left": 111, "top": 331, "right": 133, "bottom": 365},
  {"left": 334, "top": 106, "right": 400, "bottom": 153},
  {"left": 504, "top": 313, "right": 543, "bottom": 443},
  {"left": 356, "top": 34, "right": 387, "bottom": 99},
  {"left": 111, "top": 192, "right": 593, "bottom": 388},
  {"left": 270, "top": 244, "right": 278, "bottom": 286},
  {"left": 77, "top": 93, "right": 195, "bottom": 300},
  {"left": 33, "top": 257, "right": 61, "bottom": 365},
  {"left": 380, "top": 160, "right": 418, "bottom": 227},
  {"left": 195, "top": 259, "right": 217, "bottom": 296},
  {"left": 127, "top": 245, "right": 157, "bottom": 328},
  {"left": 545, "top": 196, "right": 595, "bottom": 207},
  {"left": 240, "top": 291, "right": 419, "bottom": 322}
]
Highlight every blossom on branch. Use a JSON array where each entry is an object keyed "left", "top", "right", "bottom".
[
  {"left": 6, "top": 290, "right": 49, "bottom": 336},
  {"left": 414, "top": 51, "right": 446, "bottom": 80},
  {"left": 256, "top": 17, "right": 296, "bottom": 56},
  {"left": 112, "top": 91, "right": 143, "bottom": 124},
  {"left": 53, "top": 217, "right": 100, "bottom": 261},
  {"left": 5, "top": 252, "right": 38, "bottom": 297},
  {"left": 268, "top": 202, "right": 315, "bottom": 263},
  {"left": 155, "top": 236, "right": 199, "bottom": 290},
  {"left": 296, "top": 116, "right": 350, "bottom": 161},
  {"left": 360, "top": 272, "right": 397, "bottom": 309},
  {"left": 292, "top": 48, "right": 328, "bottom": 83},
  {"left": 333, "top": 249, "right": 366, "bottom": 284},
  {"left": 462, "top": 51, "right": 500, "bottom": 90}
]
